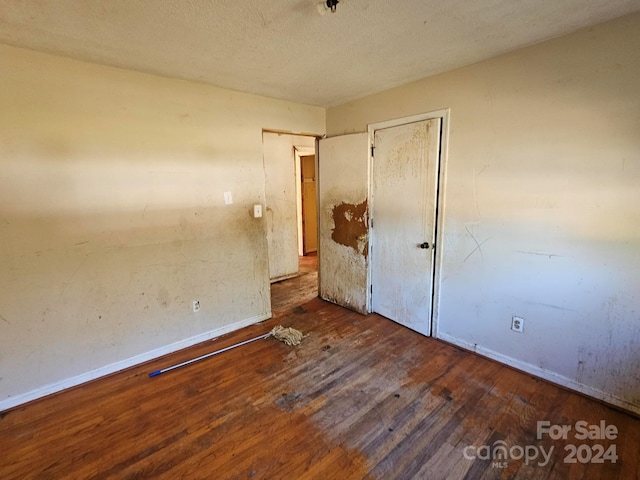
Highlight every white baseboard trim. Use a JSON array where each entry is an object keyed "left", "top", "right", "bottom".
[
  {"left": 437, "top": 332, "right": 640, "bottom": 416},
  {"left": 0, "top": 312, "right": 271, "bottom": 413},
  {"left": 270, "top": 272, "right": 299, "bottom": 284}
]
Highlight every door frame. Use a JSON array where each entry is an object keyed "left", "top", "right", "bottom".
[
  {"left": 367, "top": 109, "right": 450, "bottom": 337},
  {"left": 262, "top": 131, "right": 318, "bottom": 283}
]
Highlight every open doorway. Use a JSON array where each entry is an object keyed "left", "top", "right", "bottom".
[
  {"left": 294, "top": 148, "right": 317, "bottom": 257},
  {"left": 298, "top": 153, "right": 317, "bottom": 255},
  {"left": 262, "top": 131, "right": 319, "bottom": 316}
]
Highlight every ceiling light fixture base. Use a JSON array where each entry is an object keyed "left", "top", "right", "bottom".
[{"left": 317, "top": 0, "right": 339, "bottom": 15}]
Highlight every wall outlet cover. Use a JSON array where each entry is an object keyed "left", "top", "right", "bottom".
[{"left": 511, "top": 316, "right": 524, "bottom": 333}]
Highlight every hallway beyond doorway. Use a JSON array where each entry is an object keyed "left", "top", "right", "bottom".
[{"left": 270, "top": 254, "right": 318, "bottom": 317}]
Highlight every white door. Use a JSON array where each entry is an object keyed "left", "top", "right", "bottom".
[
  {"left": 318, "top": 133, "right": 369, "bottom": 313},
  {"left": 371, "top": 118, "right": 441, "bottom": 335}
]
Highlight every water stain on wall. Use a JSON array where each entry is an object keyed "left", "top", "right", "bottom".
[{"left": 331, "top": 200, "right": 368, "bottom": 258}]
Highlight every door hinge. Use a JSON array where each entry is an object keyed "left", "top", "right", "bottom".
[
  {"left": 370, "top": 284, "right": 373, "bottom": 294},
  {"left": 371, "top": 145, "right": 375, "bottom": 157}
]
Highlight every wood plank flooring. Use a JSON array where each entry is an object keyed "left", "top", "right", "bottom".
[
  {"left": 270, "top": 253, "right": 318, "bottom": 317},
  {"left": 1, "top": 266, "right": 639, "bottom": 478}
]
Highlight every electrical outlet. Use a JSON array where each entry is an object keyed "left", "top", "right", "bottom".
[
  {"left": 511, "top": 316, "right": 524, "bottom": 333},
  {"left": 193, "top": 300, "right": 201, "bottom": 313}
]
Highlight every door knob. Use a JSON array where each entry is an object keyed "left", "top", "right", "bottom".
[{"left": 419, "top": 242, "right": 430, "bottom": 249}]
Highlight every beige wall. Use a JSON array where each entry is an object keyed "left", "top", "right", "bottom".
[
  {"left": 327, "top": 13, "right": 640, "bottom": 413},
  {"left": 0, "top": 44, "right": 324, "bottom": 409}
]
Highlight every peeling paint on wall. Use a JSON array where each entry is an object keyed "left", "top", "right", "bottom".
[
  {"left": 325, "top": 14, "right": 640, "bottom": 414},
  {"left": 331, "top": 200, "right": 368, "bottom": 258},
  {"left": 318, "top": 133, "right": 369, "bottom": 314}
]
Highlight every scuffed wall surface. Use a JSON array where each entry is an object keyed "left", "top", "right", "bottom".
[
  {"left": 0, "top": 44, "right": 324, "bottom": 406},
  {"left": 318, "top": 134, "right": 369, "bottom": 313},
  {"left": 326, "top": 14, "right": 640, "bottom": 412}
]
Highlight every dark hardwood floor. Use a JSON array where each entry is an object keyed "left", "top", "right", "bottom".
[
  {"left": 1, "top": 258, "right": 638, "bottom": 479},
  {"left": 270, "top": 253, "right": 318, "bottom": 317}
]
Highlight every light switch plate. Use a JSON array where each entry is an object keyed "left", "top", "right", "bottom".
[
  {"left": 253, "top": 204, "right": 262, "bottom": 218},
  {"left": 224, "top": 191, "right": 233, "bottom": 205}
]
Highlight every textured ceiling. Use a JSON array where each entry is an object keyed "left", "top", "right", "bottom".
[{"left": 1, "top": 0, "right": 639, "bottom": 107}]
